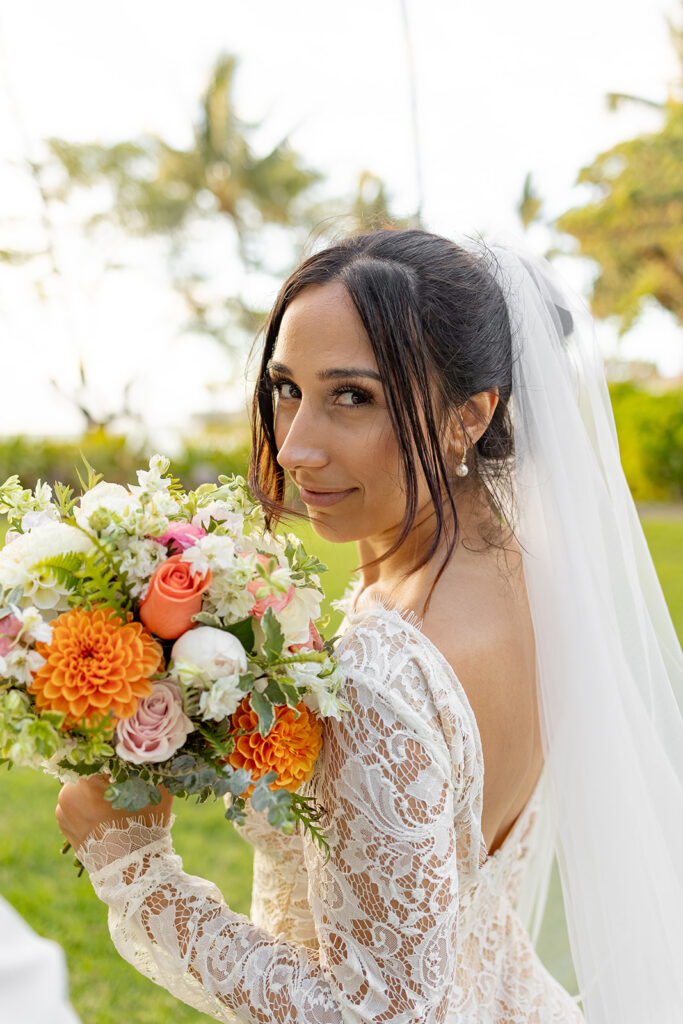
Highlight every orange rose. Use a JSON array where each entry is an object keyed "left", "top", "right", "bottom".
[{"left": 139, "top": 554, "right": 211, "bottom": 639}]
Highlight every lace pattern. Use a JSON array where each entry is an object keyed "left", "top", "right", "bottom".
[{"left": 77, "top": 604, "right": 584, "bottom": 1023}]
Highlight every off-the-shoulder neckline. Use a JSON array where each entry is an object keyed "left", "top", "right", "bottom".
[{"left": 341, "top": 584, "right": 545, "bottom": 864}]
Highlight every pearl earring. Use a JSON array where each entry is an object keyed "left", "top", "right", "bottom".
[{"left": 455, "top": 444, "right": 469, "bottom": 477}]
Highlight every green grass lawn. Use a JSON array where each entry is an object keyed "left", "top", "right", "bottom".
[{"left": 0, "top": 515, "right": 680, "bottom": 1022}]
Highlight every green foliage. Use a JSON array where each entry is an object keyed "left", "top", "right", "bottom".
[
  {"left": 554, "top": 9, "right": 683, "bottom": 333},
  {"left": 32, "top": 551, "right": 85, "bottom": 588},
  {"left": 608, "top": 382, "right": 683, "bottom": 499},
  {"left": 260, "top": 605, "right": 285, "bottom": 659},
  {"left": 0, "top": 432, "right": 249, "bottom": 492},
  {"left": 248, "top": 690, "right": 275, "bottom": 737}
]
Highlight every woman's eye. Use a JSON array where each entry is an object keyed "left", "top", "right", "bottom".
[
  {"left": 333, "top": 388, "right": 370, "bottom": 407},
  {"left": 272, "top": 380, "right": 300, "bottom": 400}
]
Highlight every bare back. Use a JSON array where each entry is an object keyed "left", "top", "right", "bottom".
[{"left": 363, "top": 520, "right": 544, "bottom": 860}]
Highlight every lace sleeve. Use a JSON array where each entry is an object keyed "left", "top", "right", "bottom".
[
  {"left": 77, "top": 616, "right": 470, "bottom": 1024},
  {"left": 232, "top": 801, "right": 318, "bottom": 949}
]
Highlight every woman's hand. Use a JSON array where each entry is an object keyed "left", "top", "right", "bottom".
[{"left": 56, "top": 775, "right": 174, "bottom": 854}]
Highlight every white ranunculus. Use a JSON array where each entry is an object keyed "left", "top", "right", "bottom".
[
  {"left": 199, "top": 674, "right": 244, "bottom": 721},
  {"left": 276, "top": 586, "right": 323, "bottom": 646},
  {"left": 171, "top": 626, "right": 248, "bottom": 680},
  {"left": 0, "top": 523, "right": 93, "bottom": 610},
  {"left": 74, "top": 482, "right": 140, "bottom": 532}
]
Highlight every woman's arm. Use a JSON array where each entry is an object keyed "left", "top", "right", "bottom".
[{"left": 58, "top": 627, "right": 466, "bottom": 1024}]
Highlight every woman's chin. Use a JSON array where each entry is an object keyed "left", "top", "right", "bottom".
[{"left": 307, "top": 514, "right": 357, "bottom": 545}]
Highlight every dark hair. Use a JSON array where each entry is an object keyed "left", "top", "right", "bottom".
[{"left": 249, "top": 228, "right": 516, "bottom": 597}]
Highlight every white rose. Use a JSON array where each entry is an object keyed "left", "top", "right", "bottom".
[{"left": 171, "top": 626, "right": 248, "bottom": 679}]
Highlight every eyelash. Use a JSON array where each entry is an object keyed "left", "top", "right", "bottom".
[{"left": 267, "top": 376, "right": 374, "bottom": 408}]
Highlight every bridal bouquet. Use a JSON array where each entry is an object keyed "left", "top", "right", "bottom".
[{"left": 0, "top": 456, "right": 347, "bottom": 850}]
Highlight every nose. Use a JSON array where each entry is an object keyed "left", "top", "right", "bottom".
[{"left": 276, "top": 402, "right": 330, "bottom": 473}]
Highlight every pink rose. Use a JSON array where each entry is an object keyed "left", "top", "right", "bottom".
[
  {"left": 154, "top": 522, "right": 207, "bottom": 555},
  {"left": 0, "top": 615, "right": 23, "bottom": 656},
  {"left": 289, "top": 620, "right": 324, "bottom": 653},
  {"left": 247, "top": 553, "right": 295, "bottom": 620},
  {"left": 115, "top": 680, "right": 193, "bottom": 765}
]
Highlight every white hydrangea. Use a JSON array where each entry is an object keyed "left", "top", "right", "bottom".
[
  {"left": 7, "top": 733, "right": 76, "bottom": 774},
  {"left": 236, "top": 531, "right": 287, "bottom": 562},
  {"left": 40, "top": 742, "right": 84, "bottom": 784},
  {"left": 0, "top": 523, "right": 93, "bottom": 610},
  {"left": 116, "top": 537, "right": 167, "bottom": 599},
  {"left": 199, "top": 675, "right": 244, "bottom": 721}
]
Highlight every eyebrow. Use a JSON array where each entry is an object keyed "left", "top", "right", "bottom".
[{"left": 266, "top": 360, "right": 382, "bottom": 383}]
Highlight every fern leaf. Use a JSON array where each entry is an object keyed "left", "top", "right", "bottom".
[{"left": 33, "top": 551, "right": 84, "bottom": 588}]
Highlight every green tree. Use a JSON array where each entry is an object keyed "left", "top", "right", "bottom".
[
  {"left": 553, "top": 6, "right": 683, "bottom": 334},
  {"left": 3, "top": 53, "right": 406, "bottom": 356}
]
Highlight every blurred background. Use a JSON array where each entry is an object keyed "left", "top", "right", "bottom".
[{"left": 0, "top": 1, "right": 682, "bottom": 1021}]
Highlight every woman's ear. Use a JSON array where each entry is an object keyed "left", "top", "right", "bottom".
[{"left": 448, "top": 388, "right": 500, "bottom": 452}]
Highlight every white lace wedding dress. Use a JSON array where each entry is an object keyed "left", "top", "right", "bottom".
[{"left": 78, "top": 599, "right": 586, "bottom": 1023}]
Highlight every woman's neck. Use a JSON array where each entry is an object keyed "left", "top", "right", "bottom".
[{"left": 355, "top": 479, "right": 500, "bottom": 601}]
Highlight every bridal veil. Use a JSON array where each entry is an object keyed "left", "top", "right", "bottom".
[{"left": 464, "top": 235, "right": 683, "bottom": 1022}]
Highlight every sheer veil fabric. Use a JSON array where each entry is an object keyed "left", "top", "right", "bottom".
[{"left": 467, "top": 235, "right": 683, "bottom": 1022}]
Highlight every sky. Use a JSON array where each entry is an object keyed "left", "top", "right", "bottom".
[{"left": 0, "top": 0, "right": 680, "bottom": 446}]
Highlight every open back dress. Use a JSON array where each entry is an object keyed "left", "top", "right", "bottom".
[{"left": 79, "top": 599, "right": 586, "bottom": 1023}]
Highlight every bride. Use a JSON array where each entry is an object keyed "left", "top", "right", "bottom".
[{"left": 56, "top": 229, "right": 683, "bottom": 1023}]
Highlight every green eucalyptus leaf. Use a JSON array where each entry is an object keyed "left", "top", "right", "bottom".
[{"left": 105, "top": 778, "right": 160, "bottom": 812}]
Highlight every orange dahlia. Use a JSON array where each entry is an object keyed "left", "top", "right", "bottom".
[
  {"left": 229, "top": 697, "right": 323, "bottom": 794},
  {"left": 29, "top": 607, "right": 163, "bottom": 726}
]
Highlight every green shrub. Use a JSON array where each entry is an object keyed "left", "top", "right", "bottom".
[
  {"left": 0, "top": 431, "right": 249, "bottom": 493},
  {"left": 608, "top": 383, "right": 683, "bottom": 501}
]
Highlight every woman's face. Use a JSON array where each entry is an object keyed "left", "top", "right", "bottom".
[{"left": 268, "top": 281, "right": 428, "bottom": 545}]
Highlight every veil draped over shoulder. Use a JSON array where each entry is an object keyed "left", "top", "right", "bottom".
[{"left": 464, "top": 235, "right": 683, "bottom": 1023}]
